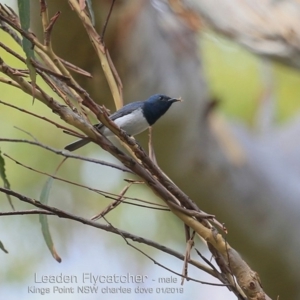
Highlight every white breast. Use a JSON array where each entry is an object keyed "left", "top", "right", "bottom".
[{"left": 101, "top": 107, "right": 149, "bottom": 137}]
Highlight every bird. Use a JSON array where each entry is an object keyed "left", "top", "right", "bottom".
[{"left": 64, "top": 94, "right": 181, "bottom": 151}]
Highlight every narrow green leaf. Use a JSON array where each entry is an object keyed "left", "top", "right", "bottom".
[
  {"left": 17, "top": 0, "right": 36, "bottom": 103},
  {"left": 86, "top": 0, "right": 95, "bottom": 26},
  {"left": 39, "top": 177, "right": 62, "bottom": 263},
  {"left": 0, "top": 240, "right": 8, "bottom": 254},
  {"left": 18, "top": 0, "right": 32, "bottom": 56},
  {"left": 0, "top": 150, "right": 14, "bottom": 210},
  {"left": 18, "top": 0, "right": 30, "bottom": 30}
]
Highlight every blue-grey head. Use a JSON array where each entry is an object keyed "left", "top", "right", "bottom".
[{"left": 143, "top": 94, "right": 181, "bottom": 126}]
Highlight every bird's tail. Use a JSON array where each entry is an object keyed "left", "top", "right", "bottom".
[{"left": 64, "top": 138, "right": 91, "bottom": 151}]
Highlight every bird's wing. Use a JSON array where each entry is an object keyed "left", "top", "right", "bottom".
[{"left": 94, "top": 101, "right": 143, "bottom": 130}]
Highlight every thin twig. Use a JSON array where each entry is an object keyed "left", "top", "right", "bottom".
[
  {"left": 0, "top": 91, "right": 80, "bottom": 132},
  {"left": 181, "top": 233, "right": 195, "bottom": 285},
  {"left": 59, "top": 56, "right": 92, "bottom": 78},
  {"left": 91, "top": 183, "right": 133, "bottom": 221},
  {"left": 0, "top": 138, "right": 130, "bottom": 172},
  {"left": 100, "top": 0, "right": 116, "bottom": 43},
  {"left": 195, "top": 248, "right": 220, "bottom": 273},
  {"left": 0, "top": 41, "right": 24, "bottom": 61},
  {"left": 44, "top": 11, "right": 61, "bottom": 47},
  {"left": 0, "top": 209, "right": 54, "bottom": 216},
  {"left": 13, "top": 126, "right": 38, "bottom": 142},
  {"left": 168, "top": 200, "right": 215, "bottom": 219}
]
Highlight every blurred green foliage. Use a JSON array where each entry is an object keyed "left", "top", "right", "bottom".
[{"left": 201, "top": 32, "right": 300, "bottom": 125}]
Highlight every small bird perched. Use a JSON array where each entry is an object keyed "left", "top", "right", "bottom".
[{"left": 64, "top": 94, "right": 181, "bottom": 151}]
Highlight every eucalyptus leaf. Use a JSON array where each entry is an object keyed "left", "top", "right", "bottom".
[
  {"left": 0, "top": 150, "right": 14, "bottom": 210},
  {"left": 17, "top": 0, "right": 36, "bottom": 103},
  {"left": 39, "top": 177, "right": 62, "bottom": 263}
]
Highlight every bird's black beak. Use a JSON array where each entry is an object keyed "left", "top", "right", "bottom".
[{"left": 168, "top": 97, "right": 183, "bottom": 103}]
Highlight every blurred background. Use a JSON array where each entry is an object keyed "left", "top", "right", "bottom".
[{"left": 1, "top": 0, "right": 300, "bottom": 299}]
